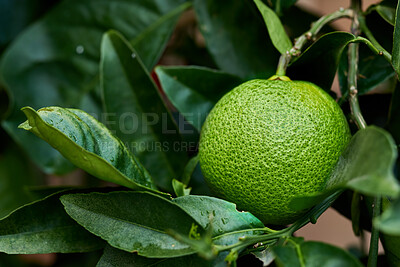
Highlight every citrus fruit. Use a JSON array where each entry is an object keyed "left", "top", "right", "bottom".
[{"left": 198, "top": 78, "right": 351, "bottom": 225}]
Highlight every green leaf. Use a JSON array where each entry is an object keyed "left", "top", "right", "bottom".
[
  {"left": 290, "top": 126, "right": 400, "bottom": 211},
  {"left": 19, "top": 106, "right": 157, "bottom": 191},
  {"left": 388, "top": 83, "right": 400, "bottom": 144},
  {"left": 100, "top": 31, "right": 187, "bottom": 191},
  {"left": 392, "top": 0, "right": 400, "bottom": 76},
  {"left": 274, "top": 241, "right": 363, "bottom": 267},
  {"left": 156, "top": 66, "right": 242, "bottom": 131},
  {"left": 254, "top": 0, "right": 292, "bottom": 55},
  {"left": 0, "top": 145, "right": 43, "bottom": 219},
  {"left": 173, "top": 195, "right": 264, "bottom": 266},
  {"left": 97, "top": 245, "right": 211, "bottom": 267},
  {"left": 61, "top": 191, "right": 204, "bottom": 257},
  {"left": 173, "top": 195, "right": 264, "bottom": 259},
  {"left": 270, "top": 0, "right": 297, "bottom": 15},
  {"left": 381, "top": 232, "right": 400, "bottom": 266},
  {"left": 363, "top": 196, "right": 400, "bottom": 266},
  {"left": 0, "top": 86, "right": 11, "bottom": 121},
  {"left": 288, "top": 32, "right": 356, "bottom": 91},
  {"left": 131, "top": 2, "right": 191, "bottom": 70},
  {"left": 376, "top": 3, "right": 397, "bottom": 25},
  {"left": 173, "top": 179, "right": 192, "bottom": 197},
  {"left": 193, "top": 0, "right": 279, "bottom": 79},
  {"left": 0, "top": 190, "right": 104, "bottom": 254},
  {"left": 338, "top": 45, "right": 396, "bottom": 96},
  {"left": 374, "top": 197, "right": 400, "bottom": 235},
  {"left": 0, "top": 0, "right": 59, "bottom": 50},
  {"left": 252, "top": 248, "right": 275, "bottom": 266},
  {"left": 0, "top": 0, "right": 187, "bottom": 174},
  {"left": 181, "top": 155, "right": 200, "bottom": 185},
  {"left": 173, "top": 195, "right": 264, "bottom": 237}
]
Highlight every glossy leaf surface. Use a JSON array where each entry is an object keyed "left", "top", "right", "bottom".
[
  {"left": 101, "top": 31, "right": 187, "bottom": 190},
  {"left": 388, "top": 83, "right": 400, "bottom": 144},
  {"left": 270, "top": 0, "right": 298, "bottom": 15},
  {"left": 97, "top": 245, "right": 210, "bottom": 267},
  {"left": 274, "top": 241, "right": 363, "bottom": 266},
  {"left": 0, "top": 191, "right": 104, "bottom": 254},
  {"left": 61, "top": 191, "right": 203, "bottom": 257},
  {"left": 288, "top": 32, "right": 356, "bottom": 91},
  {"left": 374, "top": 198, "right": 400, "bottom": 235},
  {"left": 290, "top": 126, "right": 400, "bottom": 210},
  {"left": 173, "top": 195, "right": 264, "bottom": 237},
  {"left": 393, "top": 0, "right": 400, "bottom": 76},
  {"left": 0, "top": 146, "right": 42, "bottom": 219},
  {"left": 193, "top": 0, "right": 279, "bottom": 79},
  {"left": 0, "top": 0, "right": 59, "bottom": 50},
  {"left": 19, "top": 106, "right": 157, "bottom": 191},
  {"left": 156, "top": 66, "right": 242, "bottom": 131},
  {"left": 338, "top": 47, "right": 396, "bottom": 96},
  {"left": 376, "top": 2, "right": 397, "bottom": 25},
  {"left": 0, "top": 0, "right": 187, "bottom": 174},
  {"left": 254, "top": 0, "right": 292, "bottom": 55}
]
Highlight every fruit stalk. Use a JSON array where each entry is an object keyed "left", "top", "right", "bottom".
[
  {"left": 348, "top": 0, "right": 380, "bottom": 266},
  {"left": 347, "top": 0, "right": 367, "bottom": 130},
  {"left": 359, "top": 15, "right": 392, "bottom": 63}
]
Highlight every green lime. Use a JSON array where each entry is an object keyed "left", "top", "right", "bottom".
[{"left": 199, "top": 78, "right": 351, "bottom": 225}]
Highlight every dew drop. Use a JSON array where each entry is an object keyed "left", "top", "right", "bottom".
[
  {"left": 131, "top": 53, "right": 136, "bottom": 59},
  {"left": 76, "top": 45, "right": 85, "bottom": 54}
]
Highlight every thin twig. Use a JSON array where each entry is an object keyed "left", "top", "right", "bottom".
[{"left": 275, "top": 8, "right": 353, "bottom": 76}]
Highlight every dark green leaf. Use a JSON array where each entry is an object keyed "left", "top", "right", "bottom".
[
  {"left": 376, "top": 4, "right": 396, "bottom": 25},
  {"left": 374, "top": 197, "right": 400, "bottom": 235},
  {"left": 0, "top": 0, "right": 59, "bottom": 50},
  {"left": 97, "top": 245, "right": 210, "bottom": 267},
  {"left": 131, "top": 2, "right": 191, "bottom": 70},
  {"left": 254, "top": 0, "right": 292, "bottom": 55},
  {"left": 388, "top": 83, "right": 400, "bottom": 144},
  {"left": 380, "top": 232, "right": 400, "bottom": 266},
  {"left": 252, "top": 248, "right": 275, "bottom": 266},
  {"left": 291, "top": 126, "right": 400, "bottom": 211},
  {"left": 100, "top": 31, "right": 187, "bottom": 191},
  {"left": 0, "top": 191, "right": 104, "bottom": 254},
  {"left": 364, "top": 196, "right": 400, "bottom": 266},
  {"left": 0, "top": 86, "right": 11, "bottom": 121},
  {"left": 274, "top": 240, "right": 363, "bottom": 267},
  {"left": 193, "top": 0, "right": 279, "bottom": 79},
  {"left": 61, "top": 191, "right": 203, "bottom": 257},
  {"left": 338, "top": 46, "right": 396, "bottom": 96},
  {"left": 174, "top": 195, "right": 264, "bottom": 266},
  {"left": 0, "top": 0, "right": 187, "bottom": 174},
  {"left": 288, "top": 32, "right": 356, "bottom": 91},
  {"left": 19, "top": 106, "right": 158, "bottom": 191},
  {"left": 181, "top": 155, "right": 200, "bottom": 185},
  {"left": 271, "top": 0, "right": 297, "bottom": 15},
  {"left": 392, "top": 0, "right": 400, "bottom": 76},
  {"left": 0, "top": 146, "right": 43, "bottom": 219},
  {"left": 273, "top": 244, "right": 301, "bottom": 267},
  {"left": 156, "top": 66, "right": 242, "bottom": 131},
  {"left": 173, "top": 195, "right": 264, "bottom": 237}
]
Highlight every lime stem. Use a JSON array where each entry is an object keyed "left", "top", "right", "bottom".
[
  {"left": 359, "top": 15, "right": 392, "bottom": 63},
  {"left": 348, "top": 0, "right": 367, "bottom": 130},
  {"left": 349, "top": 1, "right": 380, "bottom": 266},
  {"left": 367, "top": 196, "right": 382, "bottom": 267}
]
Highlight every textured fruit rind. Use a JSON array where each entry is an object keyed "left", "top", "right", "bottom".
[{"left": 199, "top": 79, "right": 351, "bottom": 225}]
